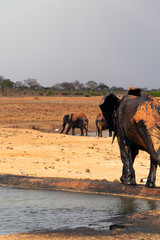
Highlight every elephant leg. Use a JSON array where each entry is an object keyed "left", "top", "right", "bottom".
[
  {"left": 60, "top": 123, "right": 66, "bottom": 134},
  {"left": 80, "top": 128, "right": 84, "bottom": 136},
  {"left": 119, "top": 137, "right": 136, "bottom": 185},
  {"left": 131, "top": 146, "right": 139, "bottom": 165},
  {"left": 121, "top": 146, "right": 138, "bottom": 184},
  {"left": 99, "top": 127, "right": 102, "bottom": 137},
  {"left": 109, "top": 129, "right": 112, "bottom": 137},
  {"left": 85, "top": 127, "right": 88, "bottom": 136},
  {"left": 97, "top": 129, "right": 100, "bottom": 137},
  {"left": 65, "top": 124, "right": 72, "bottom": 134},
  {"left": 100, "top": 128, "right": 102, "bottom": 137},
  {"left": 146, "top": 157, "right": 157, "bottom": 188},
  {"left": 72, "top": 128, "right": 75, "bottom": 135},
  {"left": 120, "top": 153, "right": 136, "bottom": 185}
]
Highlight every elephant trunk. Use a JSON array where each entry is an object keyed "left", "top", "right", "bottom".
[{"left": 60, "top": 122, "right": 66, "bottom": 134}]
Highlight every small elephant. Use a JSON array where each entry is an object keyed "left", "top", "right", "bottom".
[
  {"left": 100, "top": 87, "right": 160, "bottom": 188},
  {"left": 60, "top": 113, "right": 89, "bottom": 136},
  {"left": 96, "top": 112, "right": 112, "bottom": 137}
]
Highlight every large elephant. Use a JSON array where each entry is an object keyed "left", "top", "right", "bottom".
[
  {"left": 100, "top": 88, "right": 160, "bottom": 188},
  {"left": 60, "top": 113, "right": 88, "bottom": 136},
  {"left": 96, "top": 112, "right": 112, "bottom": 137}
]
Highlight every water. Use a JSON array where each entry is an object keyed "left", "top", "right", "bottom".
[
  {"left": 76, "top": 130, "right": 110, "bottom": 137},
  {"left": 0, "top": 186, "right": 160, "bottom": 235}
]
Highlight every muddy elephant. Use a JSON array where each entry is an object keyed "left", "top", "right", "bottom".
[
  {"left": 96, "top": 112, "right": 112, "bottom": 137},
  {"left": 100, "top": 87, "right": 160, "bottom": 188},
  {"left": 60, "top": 113, "right": 88, "bottom": 136}
]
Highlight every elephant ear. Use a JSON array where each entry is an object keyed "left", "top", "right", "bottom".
[
  {"left": 99, "top": 93, "right": 120, "bottom": 132},
  {"left": 64, "top": 114, "right": 69, "bottom": 120},
  {"left": 127, "top": 87, "right": 141, "bottom": 96}
]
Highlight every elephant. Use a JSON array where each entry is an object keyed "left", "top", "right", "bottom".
[
  {"left": 60, "top": 113, "right": 88, "bottom": 136},
  {"left": 96, "top": 112, "right": 112, "bottom": 137},
  {"left": 99, "top": 87, "right": 160, "bottom": 188}
]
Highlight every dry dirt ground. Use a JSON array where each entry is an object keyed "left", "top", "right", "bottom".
[
  {"left": 0, "top": 95, "right": 160, "bottom": 240},
  {"left": 0, "top": 95, "right": 103, "bottom": 132}
]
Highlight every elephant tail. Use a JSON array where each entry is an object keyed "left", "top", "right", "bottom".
[{"left": 111, "top": 131, "right": 117, "bottom": 144}]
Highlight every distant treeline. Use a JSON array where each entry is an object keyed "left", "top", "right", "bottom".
[{"left": 0, "top": 75, "right": 160, "bottom": 97}]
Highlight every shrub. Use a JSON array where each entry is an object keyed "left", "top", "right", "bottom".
[
  {"left": 73, "top": 91, "right": 84, "bottom": 96},
  {"left": 62, "top": 91, "right": 71, "bottom": 96},
  {"left": 88, "top": 91, "right": 101, "bottom": 96},
  {"left": 148, "top": 91, "right": 160, "bottom": 97},
  {"left": 46, "top": 90, "right": 53, "bottom": 96}
]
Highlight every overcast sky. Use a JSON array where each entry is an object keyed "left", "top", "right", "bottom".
[{"left": 0, "top": 0, "right": 160, "bottom": 89}]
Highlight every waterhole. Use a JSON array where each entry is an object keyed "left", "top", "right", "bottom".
[{"left": 0, "top": 186, "right": 160, "bottom": 235}]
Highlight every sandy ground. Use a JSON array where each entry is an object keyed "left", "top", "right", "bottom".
[
  {"left": 0, "top": 96, "right": 158, "bottom": 185},
  {"left": 0, "top": 128, "right": 155, "bottom": 185},
  {"left": 0, "top": 96, "right": 160, "bottom": 239}
]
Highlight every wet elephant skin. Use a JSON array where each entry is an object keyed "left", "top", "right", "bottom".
[{"left": 100, "top": 91, "right": 160, "bottom": 188}]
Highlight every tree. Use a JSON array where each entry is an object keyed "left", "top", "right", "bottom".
[
  {"left": 0, "top": 76, "right": 5, "bottom": 85},
  {"left": 15, "top": 81, "right": 28, "bottom": 89},
  {"left": 0, "top": 76, "right": 5, "bottom": 95},
  {"left": 95, "top": 83, "right": 109, "bottom": 91},
  {"left": 85, "top": 81, "right": 98, "bottom": 90},
  {"left": 73, "top": 80, "right": 85, "bottom": 90},
  {"left": 141, "top": 88, "right": 148, "bottom": 92},
  {"left": 61, "top": 82, "right": 75, "bottom": 90},
  {"left": 0, "top": 76, "right": 14, "bottom": 95},
  {"left": 110, "top": 86, "right": 126, "bottom": 92},
  {"left": 24, "top": 78, "right": 40, "bottom": 90},
  {"left": 1, "top": 79, "right": 14, "bottom": 88},
  {"left": 52, "top": 83, "right": 62, "bottom": 90}
]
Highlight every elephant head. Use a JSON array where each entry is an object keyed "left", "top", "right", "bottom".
[
  {"left": 99, "top": 93, "right": 120, "bottom": 136},
  {"left": 99, "top": 88, "right": 141, "bottom": 137},
  {"left": 60, "top": 114, "right": 71, "bottom": 134}
]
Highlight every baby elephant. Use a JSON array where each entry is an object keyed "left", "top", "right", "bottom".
[
  {"left": 60, "top": 113, "right": 89, "bottom": 136},
  {"left": 96, "top": 112, "right": 112, "bottom": 137}
]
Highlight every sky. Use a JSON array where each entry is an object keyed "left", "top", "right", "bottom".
[{"left": 0, "top": 0, "right": 160, "bottom": 89}]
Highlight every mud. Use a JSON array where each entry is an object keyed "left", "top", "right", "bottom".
[{"left": 0, "top": 174, "right": 160, "bottom": 201}]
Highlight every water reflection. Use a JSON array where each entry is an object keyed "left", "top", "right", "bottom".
[
  {"left": 119, "top": 197, "right": 158, "bottom": 215},
  {"left": 75, "top": 131, "right": 109, "bottom": 137},
  {"left": 0, "top": 186, "right": 159, "bottom": 235}
]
